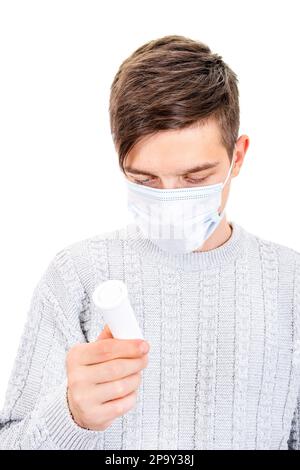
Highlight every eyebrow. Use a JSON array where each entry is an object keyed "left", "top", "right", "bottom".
[{"left": 124, "top": 161, "right": 220, "bottom": 177}]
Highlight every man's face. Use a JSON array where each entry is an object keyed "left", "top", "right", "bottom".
[{"left": 123, "top": 118, "right": 248, "bottom": 216}]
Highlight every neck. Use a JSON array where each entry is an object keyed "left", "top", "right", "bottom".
[
  {"left": 192, "top": 217, "right": 232, "bottom": 252},
  {"left": 124, "top": 218, "right": 245, "bottom": 272}
]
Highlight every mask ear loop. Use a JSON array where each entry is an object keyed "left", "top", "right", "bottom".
[
  {"left": 218, "top": 155, "right": 236, "bottom": 218},
  {"left": 222, "top": 155, "right": 236, "bottom": 189}
]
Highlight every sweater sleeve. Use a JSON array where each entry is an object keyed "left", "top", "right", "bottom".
[
  {"left": 287, "top": 390, "right": 300, "bottom": 450},
  {"left": 0, "top": 248, "right": 105, "bottom": 450}
]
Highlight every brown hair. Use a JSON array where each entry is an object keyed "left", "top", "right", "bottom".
[{"left": 109, "top": 34, "right": 240, "bottom": 172}]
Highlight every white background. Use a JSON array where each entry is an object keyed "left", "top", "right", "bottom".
[{"left": 0, "top": 0, "right": 299, "bottom": 406}]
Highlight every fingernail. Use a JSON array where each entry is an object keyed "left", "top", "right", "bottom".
[{"left": 140, "top": 341, "right": 149, "bottom": 353}]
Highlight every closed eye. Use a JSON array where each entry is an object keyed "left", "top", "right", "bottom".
[
  {"left": 133, "top": 178, "right": 155, "bottom": 185},
  {"left": 133, "top": 176, "right": 208, "bottom": 186},
  {"left": 185, "top": 177, "right": 207, "bottom": 184}
]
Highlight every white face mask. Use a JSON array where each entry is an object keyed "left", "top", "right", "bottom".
[{"left": 125, "top": 157, "right": 235, "bottom": 255}]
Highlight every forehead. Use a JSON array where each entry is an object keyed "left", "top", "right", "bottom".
[{"left": 124, "top": 119, "right": 227, "bottom": 175}]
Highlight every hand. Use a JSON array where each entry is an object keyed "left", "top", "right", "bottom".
[{"left": 66, "top": 324, "right": 150, "bottom": 431}]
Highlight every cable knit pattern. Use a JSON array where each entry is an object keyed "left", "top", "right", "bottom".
[
  {"left": 0, "top": 220, "right": 300, "bottom": 450},
  {"left": 158, "top": 265, "right": 182, "bottom": 449},
  {"left": 232, "top": 251, "right": 251, "bottom": 449},
  {"left": 287, "top": 256, "right": 300, "bottom": 449},
  {"left": 254, "top": 240, "right": 279, "bottom": 449}
]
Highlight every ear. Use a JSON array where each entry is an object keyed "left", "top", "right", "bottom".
[{"left": 96, "top": 323, "right": 113, "bottom": 341}]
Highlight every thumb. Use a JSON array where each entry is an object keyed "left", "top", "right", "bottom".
[{"left": 96, "top": 323, "right": 113, "bottom": 341}]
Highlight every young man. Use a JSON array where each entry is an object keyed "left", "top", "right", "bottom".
[{"left": 0, "top": 34, "right": 299, "bottom": 450}]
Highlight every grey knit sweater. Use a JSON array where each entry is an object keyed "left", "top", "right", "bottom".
[{"left": 0, "top": 220, "right": 300, "bottom": 450}]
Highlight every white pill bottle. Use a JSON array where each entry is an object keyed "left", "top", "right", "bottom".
[{"left": 92, "top": 279, "right": 144, "bottom": 340}]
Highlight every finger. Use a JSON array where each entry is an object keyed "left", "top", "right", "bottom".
[
  {"left": 96, "top": 324, "right": 113, "bottom": 341},
  {"left": 85, "top": 355, "right": 148, "bottom": 384},
  {"left": 97, "top": 390, "right": 138, "bottom": 424},
  {"left": 75, "top": 337, "right": 148, "bottom": 366},
  {"left": 92, "top": 372, "right": 142, "bottom": 403}
]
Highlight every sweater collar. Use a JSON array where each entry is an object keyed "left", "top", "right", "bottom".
[{"left": 124, "top": 219, "right": 247, "bottom": 271}]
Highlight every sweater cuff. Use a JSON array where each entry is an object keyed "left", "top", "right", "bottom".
[{"left": 42, "top": 379, "right": 105, "bottom": 449}]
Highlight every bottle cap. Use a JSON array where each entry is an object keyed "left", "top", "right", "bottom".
[{"left": 92, "top": 280, "right": 128, "bottom": 311}]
